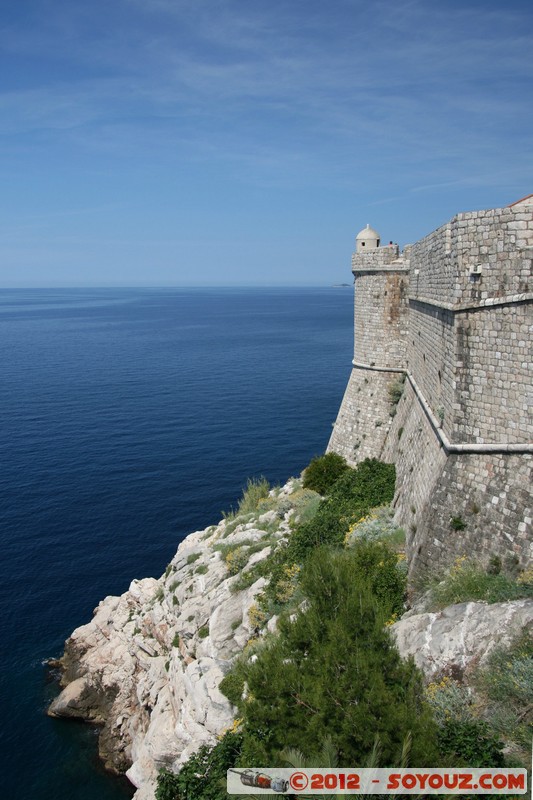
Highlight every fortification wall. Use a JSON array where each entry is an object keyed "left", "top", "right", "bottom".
[
  {"left": 408, "top": 205, "right": 533, "bottom": 445},
  {"left": 354, "top": 271, "right": 409, "bottom": 368},
  {"left": 383, "top": 380, "right": 533, "bottom": 578},
  {"left": 382, "top": 380, "right": 447, "bottom": 564},
  {"left": 412, "top": 452, "right": 533, "bottom": 576},
  {"left": 406, "top": 302, "right": 455, "bottom": 441},
  {"left": 328, "top": 367, "right": 401, "bottom": 463},
  {"left": 329, "top": 199, "right": 533, "bottom": 577},
  {"left": 408, "top": 206, "right": 532, "bottom": 305},
  {"left": 453, "top": 301, "right": 531, "bottom": 444}
]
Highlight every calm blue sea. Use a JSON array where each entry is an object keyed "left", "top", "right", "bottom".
[{"left": 0, "top": 287, "right": 352, "bottom": 799}]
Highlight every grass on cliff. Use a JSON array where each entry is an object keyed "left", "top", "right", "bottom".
[
  {"left": 473, "top": 631, "right": 533, "bottom": 765},
  {"left": 429, "top": 557, "right": 533, "bottom": 610},
  {"left": 227, "top": 458, "right": 398, "bottom": 620},
  {"left": 222, "top": 476, "right": 270, "bottom": 521}
]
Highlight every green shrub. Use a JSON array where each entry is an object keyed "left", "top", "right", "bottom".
[
  {"left": 255, "top": 494, "right": 279, "bottom": 513},
  {"left": 302, "top": 452, "right": 349, "bottom": 495},
  {"left": 388, "top": 375, "right": 406, "bottom": 409},
  {"left": 346, "top": 539, "right": 406, "bottom": 616},
  {"left": 186, "top": 552, "right": 201, "bottom": 565},
  {"left": 437, "top": 719, "right": 505, "bottom": 767},
  {"left": 226, "top": 547, "right": 438, "bottom": 767},
  {"left": 219, "top": 671, "right": 246, "bottom": 707},
  {"left": 425, "top": 676, "right": 474, "bottom": 725},
  {"left": 230, "top": 562, "right": 265, "bottom": 593},
  {"left": 289, "top": 488, "right": 322, "bottom": 525},
  {"left": 156, "top": 731, "right": 243, "bottom": 800},
  {"left": 450, "top": 516, "right": 466, "bottom": 531},
  {"left": 156, "top": 768, "right": 181, "bottom": 800},
  {"left": 430, "top": 558, "right": 533, "bottom": 608},
  {"left": 198, "top": 625, "right": 209, "bottom": 638},
  {"left": 346, "top": 505, "right": 404, "bottom": 549},
  {"left": 195, "top": 564, "right": 208, "bottom": 575},
  {"left": 225, "top": 547, "right": 249, "bottom": 575},
  {"left": 290, "top": 459, "right": 396, "bottom": 560}
]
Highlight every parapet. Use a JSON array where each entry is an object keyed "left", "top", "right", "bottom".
[{"left": 352, "top": 242, "right": 403, "bottom": 272}]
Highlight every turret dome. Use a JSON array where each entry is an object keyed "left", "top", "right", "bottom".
[{"left": 355, "top": 223, "right": 380, "bottom": 253}]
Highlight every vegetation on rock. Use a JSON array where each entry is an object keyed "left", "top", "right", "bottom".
[
  {"left": 302, "top": 451, "right": 349, "bottom": 494},
  {"left": 155, "top": 453, "right": 532, "bottom": 799},
  {"left": 429, "top": 556, "right": 533, "bottom": 609},
  {"left": 155, "top": 731, "right": 243, "bottom": 800},
  {"left": 220, "top": 546, "right": 437, "bottom": 768}
]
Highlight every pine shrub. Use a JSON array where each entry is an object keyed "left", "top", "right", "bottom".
[
  {"left": 224, "top": 547, "right": 437, "bottom": 768},
  {"left": 302, "top": 452, "right": 349, "bottom": 495}
]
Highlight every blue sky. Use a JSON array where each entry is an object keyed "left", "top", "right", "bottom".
[{"left": 1, "top": 0, "right": 532, "bottom": 286}]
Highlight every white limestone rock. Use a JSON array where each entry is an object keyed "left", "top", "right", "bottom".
[
  {"left": 392, "top": 598, "right": 533, "bottom": 680},
  {"left": 48, "top": 483, "right": 295, "bottom": 799}
]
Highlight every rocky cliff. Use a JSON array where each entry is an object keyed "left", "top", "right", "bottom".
[
  {"left": 49, "top": 479, "right": 533, "bottom": 799},
  {"left": 49, "top": 481, "right": 297, "bottom": 799}
]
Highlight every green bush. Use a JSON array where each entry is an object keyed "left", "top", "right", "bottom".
[
  {"left": 225, "top": 547, "right": 249, "bottom": 576},
  {"left": 450, "top": 516, "right": 466, "bottom": 531},
  {"left": 425, "top": 677, "right": 474, "bottom": 725},
  {"left": 156, "top": 768, "right": 181, "bottom": 800},
  {"left": 290, "top": 459, "right": 396, "bottom": 560},
  {"left": 287, "top": 487, "right": 322, "bottom": 525},
  {"left": 198, "top": 625, "right": 209, "bottom": 638},
  {"left": 346, "top": 539, "right": 406, "bottom": 616},
  {"left": 302, "top": 452, "right": 349, "bottom": 495},
  {"left": 156, "top": 731, "right": 243, "bottom": 800},
  {"left": 388, "top": 375, "right": 406, "bottom": 409},
  {"left": 437, "top": 719, "right": 505, "bottom": 767},
  {"left": 225, "top": 547, "right": 438, "bottom": 768},
  {"left": 430, "top": 558, "right": 533, "bottom": 609},
  {"left": 230, "top": 561, "right": 265, "bottom": 593},
  {"left": 219, "top": 670, "right": 246, "bottom": 707}
]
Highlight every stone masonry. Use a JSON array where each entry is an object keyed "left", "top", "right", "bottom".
[{"left": 328, "top": 196, "right": 533, "bottom": 578}]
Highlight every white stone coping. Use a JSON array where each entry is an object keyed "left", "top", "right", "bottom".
[
  {"left": 409, "top": 292, "right": 533, "bottom": 313},
  {"left": 346, "top": 361, "right": 533, "bottom": 454}
]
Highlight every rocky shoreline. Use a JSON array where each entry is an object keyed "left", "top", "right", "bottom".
[
  {"left": 48, "top": 481, "right": 297, "bottom": 798},
  {"left": 48, "top": 479, "right": 533, "bottom": 800}
]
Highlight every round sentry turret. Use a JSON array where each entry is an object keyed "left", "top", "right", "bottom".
[{"left": 355, "top": 223, "right": 380, "bottom": 253}]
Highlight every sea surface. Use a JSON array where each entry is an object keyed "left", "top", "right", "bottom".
[{"left": 0, "top": 286, "right": 353, "bottom": 799}]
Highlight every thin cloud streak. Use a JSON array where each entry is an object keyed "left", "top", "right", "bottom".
[{"left": 0, "top": 0, "right": 531, "bottom": 285}]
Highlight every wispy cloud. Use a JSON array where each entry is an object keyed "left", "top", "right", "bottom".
[{"left": 0, "top": 0, "right": 532, "bottom": 284}]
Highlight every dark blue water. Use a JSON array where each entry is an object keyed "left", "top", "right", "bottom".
[{"left": 0, "top": 287, "right": 352, "bottom": 799}]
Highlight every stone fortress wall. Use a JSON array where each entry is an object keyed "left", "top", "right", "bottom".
[{"left": 328, "top": 198, "right": 533, "bottom": 579}]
